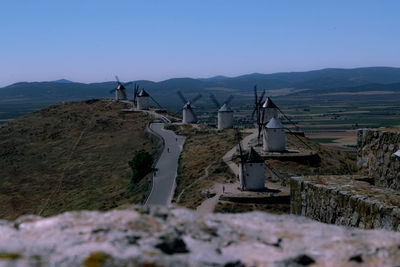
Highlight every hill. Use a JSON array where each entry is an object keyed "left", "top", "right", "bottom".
[
  {"left": 3, "top": 67, "right": 400, "bottom": 128},
  {"left": 3, "top": 66, "right": 400, "bottom": 107},
  {"left": 288, "top": 82, "right": 400, "bottom": 96},
  {"left": 0, "top": 100, "right": 156, "bottom": 220},
  {"left": 53, "top": 79, "right": 73, "bottom": 83}
]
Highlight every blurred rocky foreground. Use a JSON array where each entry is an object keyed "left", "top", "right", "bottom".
[{"left": 1, "top": 206, "right": 400, "bottom": 267}]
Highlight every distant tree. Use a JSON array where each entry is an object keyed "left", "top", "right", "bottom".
[{"left": 129, "top": 150, "right": 154, "bottom": 188}]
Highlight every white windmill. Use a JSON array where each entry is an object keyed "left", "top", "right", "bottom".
[
  {"left": 236, "top": 130, "right": 265, "bottom": 190},
  {"left": 210, "top": 94, "right": 234, "bottom": 130},
  {"left": 258, "top": 96, "right": 286, "bottom": 152},
  {"left": 262, "top": 97, "right": 279, "bottom": 124},
  {"left": 177, "top": 91, "right": 202, "bottom": 124},
  {"left": 263, "top": 117, "right": 286, "bottom": 152},
  {"left": 133, "top": 84, "right": 150, "bottom": 110},
  {"left": 133, "top": 83, "right": 164, "bottom": 111},
  {"left": 110, "top": 76, "right": 132, "bottom": 101},
  {"left": 251, "top": 86, "right": 267, "bottom": 144}
]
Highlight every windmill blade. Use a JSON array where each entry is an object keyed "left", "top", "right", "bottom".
[
  {"left": 251, "top": 107, "right": 257, "bottom": 119},
  {"left": 209, "top": 94, "right": 221, "bottom": 108},
  {"left": 115, "top": 75, "right": 121, "bottom": 84},
  {"left": 134, "top": 84, "right": 139, "bottom": 95},
  {"left": 133, "top": 83, "right": 139, "bottom": 102},
  {"left": 257, "top": 123, "right": 262, "bottom": 142},
  {"left": 173, "top": 107, "right": 184, "bottom": 117},
  {"left": 235, "top": 128, "right": 247, "bottom": 187},
  {"left": 260, "top": 105, "right": 265, "bottom": 124},
  {"left": 150, "top": 95, "right": 164, "bottom": 109},
  {"left": 191, "top": 93, "right": 202, "bottom": 104},
  {"left": 254, "top": 85, "right": 258, "bottom": 104},
  {"left": 224, "top": 95, "right": 234, "bottom": 105},
  {"left": 188, "top": 107, "right": 198, "bottom": 122},
  {"left": 258, "top": 89, "right": 266, "bottom": 105},
  {"left": 177, "top": 91, "right": 188, "bottom": 104},
  {"left": 109, "top": 89, "right": 116, "bottom": 94},
  {"left": 235, "top": 128, "right": 245, "bottom": 162}
]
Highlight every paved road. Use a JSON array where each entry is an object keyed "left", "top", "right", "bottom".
[{"left": 145, "top": 123, "right": 185, "bottom": 206}]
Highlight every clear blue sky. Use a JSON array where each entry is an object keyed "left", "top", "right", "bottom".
[{"left": 1, "top": 0, "right": 399, "bottom": 86}]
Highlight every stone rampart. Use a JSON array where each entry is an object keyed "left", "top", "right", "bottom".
[
  {"left": 357, "top": 129, "right": 400, "bottom": 190},
  {"left": 290, "top": 175, "right": 400, "bottom": 231},
  {"left": 1, "top": 206, "right": 400, "bottom": 266}
]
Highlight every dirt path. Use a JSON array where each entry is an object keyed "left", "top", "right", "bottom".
[{"left": 196, "top": 128, "right": 258, "bottom": 214}]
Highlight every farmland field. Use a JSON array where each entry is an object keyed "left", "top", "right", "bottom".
[{"left": 2, "top": 85, "right": 400, "bottom": 150}]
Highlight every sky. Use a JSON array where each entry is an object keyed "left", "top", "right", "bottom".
[{"left": 1, "top": 0, "right": 400, "bottom": 86}]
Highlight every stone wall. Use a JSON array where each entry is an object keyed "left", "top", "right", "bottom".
[
  {"left": 357, "top": 129, "right": 400, "bottom": 190},
  {"left": 290, "top": 175, "right": 400, "bottom": 231},
  {"left": 1, "top": 206, "right": 400, "bottom": 266}
]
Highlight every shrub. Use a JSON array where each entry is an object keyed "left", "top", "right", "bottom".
[{"left": 129, "top": 150, "right": 154, "bottom": 188}]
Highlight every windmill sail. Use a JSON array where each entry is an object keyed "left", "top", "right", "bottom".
[{"left": 177, "top": 91, "right": 202, "bottom": 123}]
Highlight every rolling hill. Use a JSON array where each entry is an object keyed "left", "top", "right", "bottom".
[
  {"left": 2, "top": 67, "right": 400, "bottom": 123},
  {"left": 3, "top": 67, "right": 400, "bottom": 101},
  {"left": 0, "top": 100, "right": 156, "bottom": 220}
]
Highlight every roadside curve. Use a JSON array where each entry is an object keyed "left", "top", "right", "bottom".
[{"left": 144, "top": 123, "right": 185, "bottom": 206}]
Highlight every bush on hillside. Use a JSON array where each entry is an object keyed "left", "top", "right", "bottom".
[{"left": 129, "top": 150, "right": 154, "bottom": 188}]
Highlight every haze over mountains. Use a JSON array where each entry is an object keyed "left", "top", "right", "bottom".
[{"left": 2, "top": 67, "right": 400, "bottom": 121}]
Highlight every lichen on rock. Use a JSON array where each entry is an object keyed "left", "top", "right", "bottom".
[{"left": 0, "top": 206, "right": 400, "bottom": 266}]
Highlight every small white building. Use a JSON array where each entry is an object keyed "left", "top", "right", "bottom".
[
  {"left": 262, "top": 97, "right": 278, "bottom": 124},
  {"left": 136, "top": 89, "right": 151, "bottom": 110},
  {"left": 217, "top": 104, "right": 233, "bottom": 130},
  {"left": 239, "top": 147, "right": 265, "bottom": 190},
  {"left": 182, "top": 103, "right": 196, "bottom": 123},
  {"left": 263, "top": 117, "right": 286, "bottom": 152},
  {"left": 115, "top": 84, "right": 127, "bottom": 100}
]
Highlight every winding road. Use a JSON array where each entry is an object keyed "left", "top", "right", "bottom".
[{"left": 144, "top": 123, "right": 185, "bottom": 206}]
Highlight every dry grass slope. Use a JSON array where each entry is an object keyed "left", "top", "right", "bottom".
[
  {"left": 0, "top": 100, "right": 155, "bottom": 220},
  {"left": 168, "top": 125, "right": 356, "bottom": 212},
  {"left": 274, "top": 133, "right": 357, "bottom": 177},
  {"left": 166, "top": 124, "right": 237, "bottom": 209}
]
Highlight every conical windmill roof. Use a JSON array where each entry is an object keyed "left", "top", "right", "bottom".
[
  {"left": 262, "top": 97, "right": 278, "bottom": 109},
  {"left": 266, "top": 117, "right": 284, "bottom": 129},
  {"left": 183, "top": 103, "right": 192, "bottom": 109},
  {"left": 138, "top": 89, "right": 149, "bottom": 97},
  {"left": 218, "top": 103, "right": 232, "bottom": 112},
  {"left": 117, "top": 84, "right": 126, "bottom": 90},
  {"left": 245, "top": 147, "right": 264, "bottom": 163}
]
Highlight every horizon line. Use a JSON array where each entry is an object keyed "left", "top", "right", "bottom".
[{"left": 2, "top": 65, "right": 399, "bottom": 87}]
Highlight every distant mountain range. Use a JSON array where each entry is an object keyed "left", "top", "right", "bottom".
[
  {"left": 2, "top": 67, "right": 400, "bottom": 110},
  {"left": 53, "top": 79, "right": 73, "bottom": 83}
]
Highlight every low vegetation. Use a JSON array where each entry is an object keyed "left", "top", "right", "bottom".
[
  {"left": 0, "top": 100, "right": 156, "bottom": 220},
  {"left": 166, "top": 124, "right": 237, "bottom": 209},
  {"left": 129, "top": 150, "right": 154, "bottom": 188},
  {"left": 284, "top": 133, "right": 357, "bottom": 175},
  {"left": 167, "top": 123, "right": 357, "bottom": 212}
]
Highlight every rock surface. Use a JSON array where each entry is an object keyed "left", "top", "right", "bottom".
[
  {"left": 357, "top": 129, "right": 400, "bottom": 190},
  {"left": 291, "top": 175, "right": 400, "bottom": 231},
  {"left": 1, "top": 206, "right": 400, "bottom": 266}
]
